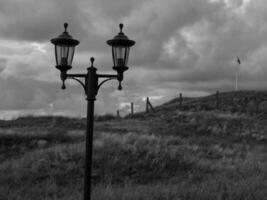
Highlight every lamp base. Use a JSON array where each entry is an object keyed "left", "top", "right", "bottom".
[
  {"left": 112, "top": 66, "right": 128, "bottom": 73},
  {"left": 55, "top": 65, "right": 72, "bottom": 73}
]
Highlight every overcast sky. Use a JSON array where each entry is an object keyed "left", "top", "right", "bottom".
[{"left": 0, "top": 0, "right": 266, "bottom": 118}]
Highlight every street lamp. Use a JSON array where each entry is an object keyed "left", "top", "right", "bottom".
[{"left": 50, "top": 23, "right": 135, "bottom": 200}]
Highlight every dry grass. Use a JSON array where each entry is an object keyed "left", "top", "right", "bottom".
[
  {"left": 1, "top": 91, "right": 267, "bottom": 199},
  {"left": 0, "top": 131, "right": 266, "bottom": 199}
]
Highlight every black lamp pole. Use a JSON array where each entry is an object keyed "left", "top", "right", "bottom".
[{"left": 51, "top": 23, "right": 135, "bottom": 200}]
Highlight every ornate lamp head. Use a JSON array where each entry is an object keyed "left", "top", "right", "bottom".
[
  {"left": 107, "top": 23, "right": 135, "bottom": 74},
  {"left": 51, "top": 23, "right": 79, "bottom": 73}
]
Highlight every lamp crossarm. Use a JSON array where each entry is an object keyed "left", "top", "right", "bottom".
[
  {"left": 63, "top": 71, "right": 119, "bottom": 95},
  {"left": 97, "top": 74, "right": 118, "bottom": 78},
  {"left": 67, "top": 73, "right": 87, "bottom": 78}
]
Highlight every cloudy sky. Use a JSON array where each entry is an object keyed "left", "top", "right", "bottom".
[{"left": 0, "top": 0, "right": 266, "bottom": 118}]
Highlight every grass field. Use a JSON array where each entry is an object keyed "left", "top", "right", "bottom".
[{"left": 0, "top": 91, "right": 267, "bottom": 199}]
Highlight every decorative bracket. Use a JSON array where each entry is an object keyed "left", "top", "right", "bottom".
[
  {"left": 60, "top": 57, "right": 121, "bottom": 95},
  {"left": 97, "top": 77, "right": 117, "bottom": 92},
  {"left": 69, "top": 77, "right": 86, "bottom": 92}
]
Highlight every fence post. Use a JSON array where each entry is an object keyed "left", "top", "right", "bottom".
[
  {"left": 148, "top": 100, "right": 154, "bottom": 111},
  {"left": 179, "top": 93, "right": 183, "bottom": 107},
  {"left": 131, "top": 102, "right": 134, "bottom": 117},
  {"left": 146, "top": 97, "right": 149, "bottom": 113},
  {"left": 117, "top": 110, "right": 120, "bottom": 118},
  {"left": 146, "top": 97, "right": 154, "bottom": 113},
  {"left": 216, "top": 90, "right": 220, "bottom": 110}
]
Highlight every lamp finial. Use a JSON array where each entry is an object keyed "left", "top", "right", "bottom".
[
  {"left": 90, "top": 57, "right": 95, "bottom": 67},
  {"left": 119, "top": 23, "right": 123, "bottom": 33},
  {"left": 64, "top": 23, "right": 68, "bottom": 32}
]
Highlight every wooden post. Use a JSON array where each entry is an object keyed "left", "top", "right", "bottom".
[
  {"left": 146, "top": 97, "right": 154, "bottom": 112},
  {"left": 179, "top": 93, "right": 183, "bottom": 107},
  {"left": 216, "top": 90, "right": 219, "bottom": 110},
  {"left": 131, "top": 102, "right": 134, "bottom": 116},
  {"left": 146, "top": 97, "right": 149, "bottom": 113},
  {"left": 117, "top": 110, "right": 120, "bottom": 118},
  {"left": 148, "top": 100, "right": 154, "bottom": 111}
]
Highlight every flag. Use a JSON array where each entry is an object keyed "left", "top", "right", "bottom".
[{"left": 237, "top": 57, "right": 241, "bottom": 65}]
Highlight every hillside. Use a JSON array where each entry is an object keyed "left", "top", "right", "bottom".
[{"left": 0, "top": 91, "right": 267, "bottom": 199}]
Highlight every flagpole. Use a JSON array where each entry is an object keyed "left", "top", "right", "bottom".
[
  {"left": 235, "top": 62, "right": 238, "bottom": 91},
  {"left": 235, "top": 57, "right": 241, "bottom": 91}
]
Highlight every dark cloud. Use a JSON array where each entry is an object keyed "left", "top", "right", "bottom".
[
  {"left": 1, "top": 0, "right": 267, "bottom": 118},
  {"left": 0, "top": 0, "right": 88, "bottom": 42}
]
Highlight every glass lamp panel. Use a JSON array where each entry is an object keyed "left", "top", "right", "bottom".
[
  {"left": 67, "top": 46, "right": 75, "bottom": 66},
  {"left": 116, "top": 46, "right": 124, "bottom": 58},
  {"left": 55, "top": 45, "right": 61, "bottom": 66},
  {"left": 124, "top": 47, "right": 130, "bottom": 66},
  {"left": 112, "top": 47, "right": 116, "bottom": 66},
  {"left": 115, "top": 46, "right": 125, "bottom": 66},
  {"left": 60, "top": 45, "right": 69, "bottom": 66},
  {"left": 112, "top": 46, "right": 118, "bottom": 66}
]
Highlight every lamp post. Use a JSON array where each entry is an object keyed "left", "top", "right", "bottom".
[{"left": 51, "top": 23, "right": 135, "bottom": 200}]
